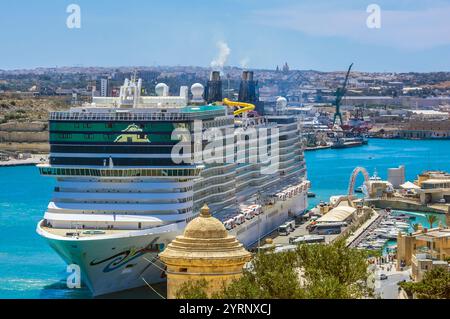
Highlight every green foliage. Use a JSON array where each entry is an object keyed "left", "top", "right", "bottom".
[
  {"left": 175, "top": 279, "right": 209, "bottom": 299},
  {"left": 412, "top": 223, "right": 420, "bottom": 232},
  {"left": 399, "top": 267, "right": 450, "bottom": 299},
  {"left": 296, "top": 239, "right": 373, "bottom": 298},
  {"left": 221, "top": 249, "right": 305, "bottom": 299},
  {"left": 176, "top": 239, "right": 373, "bottom": 299},
  {"left": 426, "top": 215, "right": 438, "bottom": 229}
]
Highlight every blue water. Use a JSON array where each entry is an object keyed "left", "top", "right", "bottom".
[
  {"left": 305, "top": 138, "right": 450, "bottom": 207},
  {"left": 0, "top": 138, "right": 449, "bottom": 298},
  {"left": 0, "top": 166, "right": 90, "bottom": 298}
]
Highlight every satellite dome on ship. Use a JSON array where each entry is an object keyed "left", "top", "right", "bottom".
[
  {"left": 276, "top": 96, "right": 287, "bottom": 110},
  {"left": 155, "top": 83, "right": 169, "bottom": 96}
]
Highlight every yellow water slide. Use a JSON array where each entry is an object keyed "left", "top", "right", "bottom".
[{"left": 222, "top": 98, "right": 255, "bottom": 116}]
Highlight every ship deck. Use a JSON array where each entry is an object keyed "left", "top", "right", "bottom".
[{"left": 40, "top": 224, "right": 129, "bottom": 238}]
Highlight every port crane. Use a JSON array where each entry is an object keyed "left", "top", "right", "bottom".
[{"left": 332, "top": 63, "right": 353, "bottom": 126}]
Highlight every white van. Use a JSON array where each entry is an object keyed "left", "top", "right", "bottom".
[{"left": 278, "top": 224, "right": 290, "bottom": 236}]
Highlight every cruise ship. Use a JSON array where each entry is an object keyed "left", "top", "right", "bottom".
[{"left": 36, "top": 71, "right": 309, "bottom": 296}]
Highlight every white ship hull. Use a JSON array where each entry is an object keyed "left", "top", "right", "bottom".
[{"left": 37, "top": 190, "right": 308, "bottom": 296}]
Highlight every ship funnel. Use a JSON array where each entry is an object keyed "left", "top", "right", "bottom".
[
  {"left": 238, "top": 71, "right": 257, "bottom": 103},
  {"left": 204, "top": 71, "right": 223, "bottom": 103},
  {"left": 238, "top": 71, "right": 264, "bottom": 115}
]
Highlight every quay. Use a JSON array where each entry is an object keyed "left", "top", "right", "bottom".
[
  {"left": 0, "top": 154, "right": 46, "bottom": 167},
  {"left": 305, "top": 144, "right": 332, "bottom": 152},
  {"left": 367, "top": 198, "right": 448, "bottom": 214},
  {"left": 347, "top": 209, "right": 385, "bottom": 248}
]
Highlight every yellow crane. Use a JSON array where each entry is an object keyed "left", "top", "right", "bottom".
[{"left": 222, "top": 98, "right": 255, "bottom": 116}]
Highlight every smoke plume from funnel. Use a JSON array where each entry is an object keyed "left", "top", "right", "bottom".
[
  {"left": 210, "top": 41, "right": 231, "bottom": 70},
  {"left": 240, "top": 57, "right": 250, "bottom": 69}
]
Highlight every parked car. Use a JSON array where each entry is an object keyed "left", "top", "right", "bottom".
[{"left": 379, "top": 274, "right": 388, "bottom": 280}]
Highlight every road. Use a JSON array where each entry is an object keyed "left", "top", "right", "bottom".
[
  {"left": 374, "top": 263, "right": 411, "bottom": 299},
  {"left": 266, "top": 220, "right": 339, "bottom": 245}
]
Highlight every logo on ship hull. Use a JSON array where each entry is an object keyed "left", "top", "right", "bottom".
[
  {"left": 90, "top": 238, "right": 164, "bottom": 273},
  {"left": 114, "top": 124, "right": 151, "bottom": 143}
]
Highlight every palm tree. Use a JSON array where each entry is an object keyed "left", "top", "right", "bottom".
[
  {"left": 426, "top": 215, "right": 438, "bottom": 229},
  {"left": 412, "top": 223, "right": 420, "bottom": 232}
]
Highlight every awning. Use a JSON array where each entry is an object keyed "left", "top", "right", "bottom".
[{"left": 399, "top": 181, "right": 420, "bottom": 190}]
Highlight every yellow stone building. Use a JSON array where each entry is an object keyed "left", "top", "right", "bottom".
[
  {"left": 397, "top": 226, "right": 450, "bottom": 281},
  {"left": 159, "top": 204, "right": 252, "bottom": 299}
]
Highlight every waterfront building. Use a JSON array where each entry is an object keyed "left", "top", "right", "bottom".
[
  {"left": 397, "top": 226, "right": 450, "bottom": 281},
  {"left": 366, "top": 180, "right": 394, "bottom": 199},
  {"left": 415, "top": 171, "right": 450, "bottom": 204},
  {"left": 398, "top": 119, "right": 450, "bottom": 139},
  {"left": 159, "top": 204, "right": 251, "bottom": 298},
  {"left": 388, "top": 166, "right": 405, "bottom": 189},
  {"left": 315, "top": 204, "right": 356, "bottom": 224}
]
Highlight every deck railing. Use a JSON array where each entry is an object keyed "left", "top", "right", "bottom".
[{"left": 49, "top": 111, "right": 227, "bottom": 122}]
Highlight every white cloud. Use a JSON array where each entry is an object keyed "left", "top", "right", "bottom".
[{"left": 253, "top": 4, "right": 450, "bottom": 50}]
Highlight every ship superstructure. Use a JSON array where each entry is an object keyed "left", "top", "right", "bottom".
[{"left": 37, "top": 71, "right": 309, "bottom": 296}]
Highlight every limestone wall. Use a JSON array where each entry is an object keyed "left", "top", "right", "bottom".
[
  {"left": 166, "top": 271, "right": 243, "bottom": 299},
  {"left": 0, "top": 142, "right": 49, "bottom": 153},
  {"left": 0, "top": 121, "right": 49, "bottom": 152},
  {"left": 0, "top": 121, "right": 47, "bottom": 132},
  {"left": 0, "top": 131, "right": 48, "bottom": 143},
  {"left": 368, "top": 199, "right": 445, "bottom": 214}
]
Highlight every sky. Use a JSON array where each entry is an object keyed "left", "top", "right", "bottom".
[{"left": 1, "top": 0, "right": 450, "bottom": 72}]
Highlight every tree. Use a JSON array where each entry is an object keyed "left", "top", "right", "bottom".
[
  {"left": 295, "top": 239, "right": 373, "bottom": 299},
  {"left": 220, "top": 249, "right": 305, "bottom": 299},
  {"left": 412, "top": 223, "right": 420, "bottom": 232},
  {"left": 426, "top": 215, "right": 438, "bottom": 229},
  {"left": 399, "top": 267, "right": 450, "bottom": 299},
  {"left": 175, "top": 279, "right": 209, "bottom": 299},
  {"left": 175, "top": 239, "right": 373, "bottom": 299}
]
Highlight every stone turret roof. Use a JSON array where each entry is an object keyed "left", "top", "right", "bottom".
[
  {"left": 159, "top": 204, "right": 251, "bottom": 264},
  {"left": 184, "top": 204, "right": 228, "bottom": 239}
]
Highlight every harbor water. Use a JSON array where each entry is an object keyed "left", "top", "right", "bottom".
[{"left": 0, "top": 138, "right": 449, "bottom": 298}]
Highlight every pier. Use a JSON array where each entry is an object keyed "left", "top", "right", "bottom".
[
  {"left": 0, "top": 155, "right": 46, "bottom": 167},
  {"left": 347, "top": 209, "right": 386, "bottom": 248}
]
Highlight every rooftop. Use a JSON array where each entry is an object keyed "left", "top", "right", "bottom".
[{"left": 316, "top": 205, "right": 356, "bottom": 223}]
